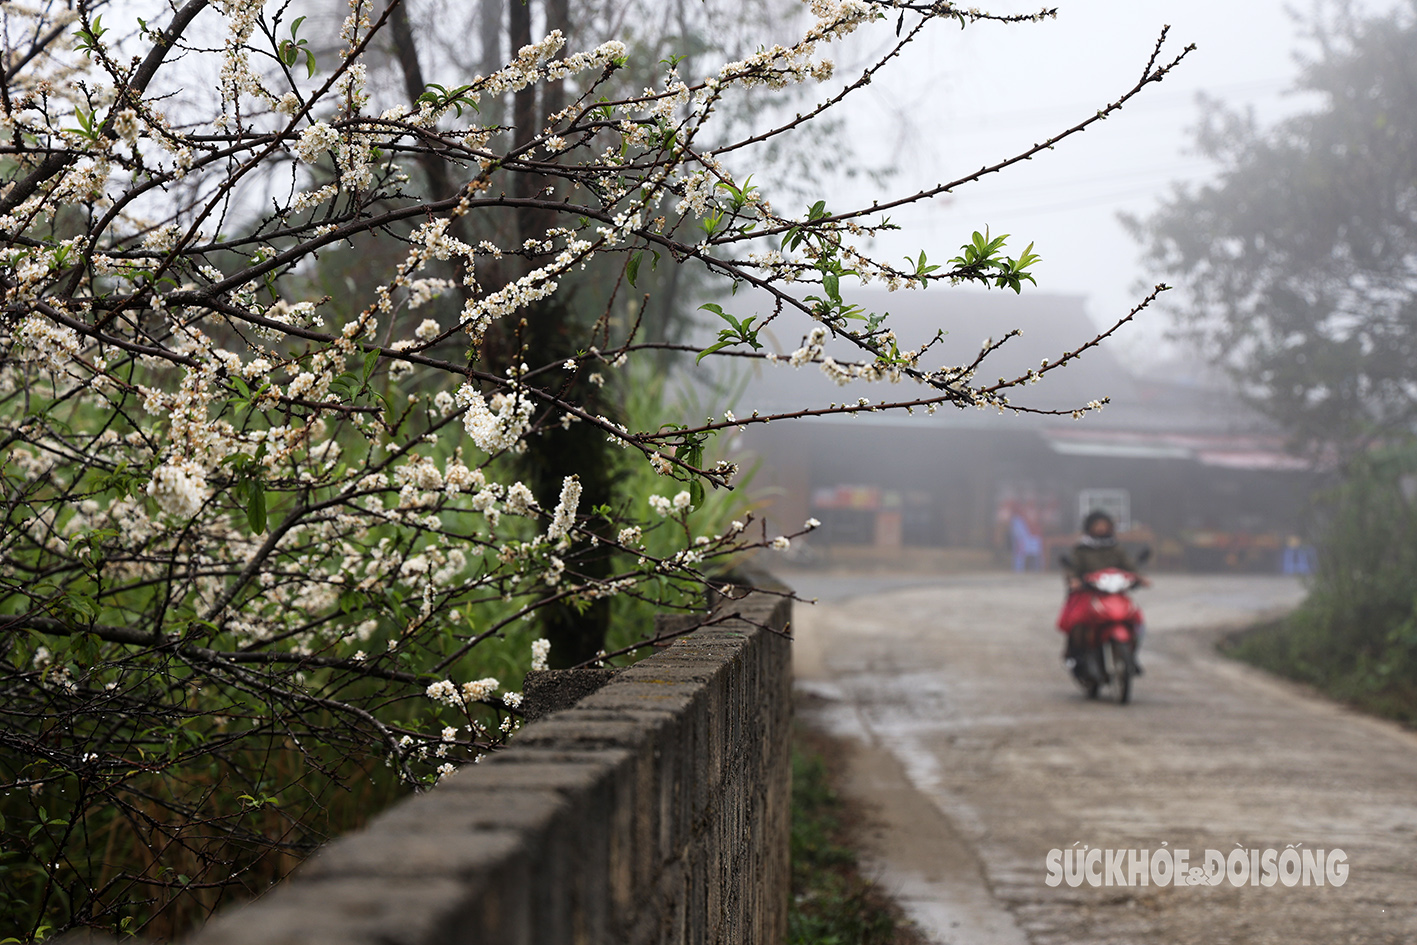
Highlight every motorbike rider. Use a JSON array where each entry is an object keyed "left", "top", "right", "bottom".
[{"left": 1058, "top": 510, "right": 1149, "bottom": 673}]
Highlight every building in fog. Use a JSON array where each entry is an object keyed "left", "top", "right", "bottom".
[{"left": 725, "top": 289, "right": 1316, "bottom": 571}]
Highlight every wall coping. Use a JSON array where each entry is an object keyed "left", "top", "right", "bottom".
[{"left": 183, "top": 574, "right": 793, "bottom": 945}]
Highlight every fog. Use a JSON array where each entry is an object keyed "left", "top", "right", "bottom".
[
  {"left": 821, "top": 0, "right": 1356, "bottom": 363},
  {"left": 677, "top": 1, "right": 1407, "bottom": 563}
]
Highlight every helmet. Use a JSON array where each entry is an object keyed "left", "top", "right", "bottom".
[{"left": 1082, "top": 510, "right": 1115, "bottom": 535}]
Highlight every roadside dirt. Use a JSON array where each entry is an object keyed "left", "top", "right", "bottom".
[{"left": 787, "top": 571, "right": 1417, "bottom": 945}]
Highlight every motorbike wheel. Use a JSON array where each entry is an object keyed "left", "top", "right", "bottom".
[
  {"left": 1081, "top": 649, "right": 1103, "bottom": 699},
  {"left": 1108, "top": 640, "right": 1132, "bottom": 705}
]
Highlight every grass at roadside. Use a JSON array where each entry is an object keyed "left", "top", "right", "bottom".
[
  {"left": 789, "top": 730, "right": 926, "bottom": 945},
  {"left": 1221, "top": 616, "right": 1417, "bottom": 728}
]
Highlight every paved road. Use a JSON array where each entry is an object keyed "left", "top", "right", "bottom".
[{"left": 786, "top": 571, "right": 1417, "bottom": 945}]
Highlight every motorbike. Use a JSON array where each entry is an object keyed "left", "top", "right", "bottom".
[{"left": 1057, "top": 557, "right": 1147, "bottom": 705}]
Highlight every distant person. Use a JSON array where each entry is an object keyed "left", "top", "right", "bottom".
[
  {"left": 1010, "top": 514, "right": 1043, "bottom": 572},
  {"left": 1058, "top": 511, "right": 1150, "bottom": 672}
]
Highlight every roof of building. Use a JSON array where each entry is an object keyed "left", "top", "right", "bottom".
[{"left": 697, "top": 287, "right": 1277, "bottom": 439}]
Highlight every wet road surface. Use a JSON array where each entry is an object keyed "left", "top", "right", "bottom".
[{"left": 786, "top": 571, "right": 1417, "bottom": 945}]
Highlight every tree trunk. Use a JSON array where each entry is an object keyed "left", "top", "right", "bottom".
[
  {"left": 507, "top": 1, "right": 615, "bottom": 668},
  {"left": 384, "top": 0, "right": 453, "bottom": 201}
]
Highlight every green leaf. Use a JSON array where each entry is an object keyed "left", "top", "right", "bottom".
[
  {"left": 74, "top": 15, "right": 107, "bottom": 57},
  {"left": 695, "top": 302, "right": 763, "bottom": 361},
  {"left": 696, "top": 339, "right": 735, "bottom": 363},
  {"left": 75, "top": 632, "right": 100, "bottom": 664},
  {"left": 684, "top": 436, "right": 704, "bottom": 470},
  {"left": 245, "top": 481, "right": 268, "bottom": 534},
  {"left": 627, "top": 251, "right": 642, "bottom": 287},
  {"left": 907, "top": 250, "right": 942, "bottom": 285},
  {"left": 63, "top": 593, "right": 98, "bottom": 621},
  {"left": 328, "top": 374, "right": 356, "bottom": 399}
]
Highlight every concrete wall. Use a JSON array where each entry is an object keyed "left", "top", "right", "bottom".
[{"left": 185, "top": 582, "right": 792, "bottom": 945}]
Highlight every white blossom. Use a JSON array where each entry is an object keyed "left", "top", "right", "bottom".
[
  {"left": 426, "top": 679, "right": 461, "bottom": 705},
  {"left": 456, "top": 384, "right": 535, "bottom": 454},
  {"left": 147, "top": 460, "right": 209, "bottom": 518},
  {"left": 531, "top": 638, "right": 551, "bottom": 671},
  {"left": 545, "top": 475, "right": 581, "bottom": 546},
  {"left": 112, "top": 109, "right": 140, "bottom": 143},
  {"left": 296, "top": 121, "right": 339, "bottom": 163},
  {"left": 505, "top": 482, "right": 535, "bottom": 515},
  {"left": 461, "top": 677, "right": 500, "bottom": 702},
  {"left": 16, "top": 316, "right": 81, "bottom": 371}
]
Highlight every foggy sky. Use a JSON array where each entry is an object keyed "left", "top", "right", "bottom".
[{"left": 819, "top": 1, "right": 1381, "bottom": 366}]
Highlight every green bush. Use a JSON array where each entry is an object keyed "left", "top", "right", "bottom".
[{"left": 1225, "top": 441, "right": 1417, "bottom": 724}]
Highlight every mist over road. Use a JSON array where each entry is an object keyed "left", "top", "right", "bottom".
[{"left": 788, "top": 572, "right": 1417, "bottom": 944}]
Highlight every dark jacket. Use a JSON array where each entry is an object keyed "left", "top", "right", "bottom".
[{"left": 1067, "top": 537, "right": 1139, "bottom": 578}]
